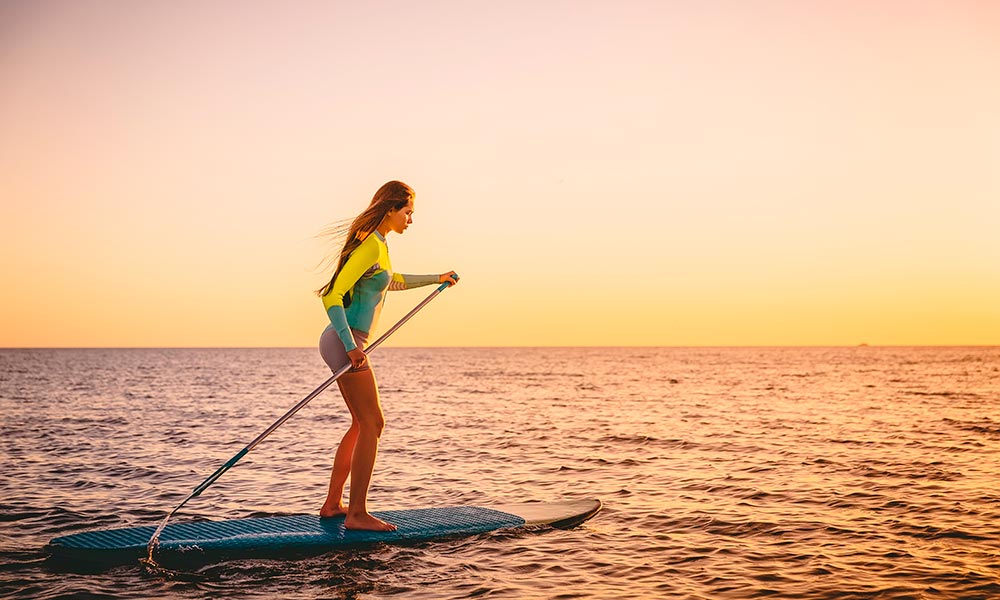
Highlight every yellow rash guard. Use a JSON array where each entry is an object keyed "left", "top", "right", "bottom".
[{"left": 321, "top": 231, "right": 439, "bottom": 352}]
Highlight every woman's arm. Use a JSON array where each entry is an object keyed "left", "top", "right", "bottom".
[
  {"left": 324, "top": 240, "right": 380, "bottom": 352},
  {"left": 389, "top": 271, "right": 459, "bottom": 290}
]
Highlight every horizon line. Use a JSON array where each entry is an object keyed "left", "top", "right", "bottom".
[{"left": 2, "top": 344, "right": 998, "bottom": 350}]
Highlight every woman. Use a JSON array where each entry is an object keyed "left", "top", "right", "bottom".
[{"left": 317, "top": 180, "right": 458, "bottom": 531}]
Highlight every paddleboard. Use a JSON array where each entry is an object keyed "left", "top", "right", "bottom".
[{"left": 46, "top": 499, "right": 601, "bottom": 563}]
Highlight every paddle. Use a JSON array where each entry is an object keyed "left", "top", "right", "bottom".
[{"left": 144, "top": 277, "right": 458, "bottom": 561}]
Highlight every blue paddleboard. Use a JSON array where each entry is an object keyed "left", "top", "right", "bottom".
[{"left": 46, "top": 499, "right": 601, "bottom": 563}]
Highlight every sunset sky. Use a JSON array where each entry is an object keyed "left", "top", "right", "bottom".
[{"left": 1, "top": 1, "right": 998, "bottom": 347}]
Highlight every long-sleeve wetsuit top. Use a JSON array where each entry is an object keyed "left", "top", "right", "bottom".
[{"left": 321, "top": 230, "right": 439, "bottom": 352}]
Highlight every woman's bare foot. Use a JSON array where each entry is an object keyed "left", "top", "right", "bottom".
[
  {"left": 344, "top": 512, "right": 396, "bottom": 531},
  {"left": 319, "top": 503, "right": 348, "bottom": 519}
]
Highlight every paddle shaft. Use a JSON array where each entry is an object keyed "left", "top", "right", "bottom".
[{"left": 162, "top": 280, "right": 454, "bottom": 515}]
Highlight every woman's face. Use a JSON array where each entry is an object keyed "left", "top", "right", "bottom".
[{"left": 385, "top": 200, "right": 414, "bottom": 234}]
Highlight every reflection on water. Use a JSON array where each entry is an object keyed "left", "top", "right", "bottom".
[{"left": 2, "top": 346, "right": 999, "bottom": 599}]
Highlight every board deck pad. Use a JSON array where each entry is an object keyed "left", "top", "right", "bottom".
[{"left": 46, "top": 500, "right": 601, "bottom": 563}]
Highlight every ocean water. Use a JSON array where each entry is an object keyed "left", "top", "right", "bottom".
[{"left": 1, "top": 346, "right": 999, "bottom": 599}]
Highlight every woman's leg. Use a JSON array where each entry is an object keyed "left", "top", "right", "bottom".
[
  {"left": 320, "top": 387, "right": 358, "bottom": 518},
  {"left": 319, "top": 327, "right": 365, "bottom": 518},
  {"left": 337, "top": 366, "right": 396, "bottom": 531}
]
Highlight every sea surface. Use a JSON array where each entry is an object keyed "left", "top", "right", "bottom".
[{"left": 1, "top": 347, "right": 999, "bottom": 599}]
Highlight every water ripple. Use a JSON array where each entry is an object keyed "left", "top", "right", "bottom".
[{"left": 1, "top": 347, "right": 999, "bottom": 598}]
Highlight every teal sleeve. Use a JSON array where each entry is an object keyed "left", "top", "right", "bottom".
[
  {"left": 403, "top": 274, "right": 440, "bottom": 288},
  {"left": 389, "top": 273, "right": 439, "bottom": 290},
  {"left": 326, "top": 305, "right": 356, "bottom": 352}
]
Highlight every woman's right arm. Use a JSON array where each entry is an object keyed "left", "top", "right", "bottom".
[{"left": 324, "top": 240, "right": 379, "bottom": 353}]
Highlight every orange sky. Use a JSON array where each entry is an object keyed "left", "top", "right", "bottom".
[{"left": 1, "top": 1, "right": 998, "bottom": 347}]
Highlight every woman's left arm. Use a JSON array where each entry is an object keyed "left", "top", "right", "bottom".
[{"left": 389, "top": 271, "right": 459, "bottom": 290}]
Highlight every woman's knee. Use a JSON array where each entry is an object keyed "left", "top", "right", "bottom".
[{"left": 358, "top": 415, "right": 386, "bottom": 438}]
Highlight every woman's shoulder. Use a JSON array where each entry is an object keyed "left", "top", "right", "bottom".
[{"left": 353, "top": 234, "right": 383, "bottom": 259}]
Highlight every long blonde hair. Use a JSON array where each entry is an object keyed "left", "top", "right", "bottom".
[{"left": 317, "top": 180, "right": 414, "bottom": 297}]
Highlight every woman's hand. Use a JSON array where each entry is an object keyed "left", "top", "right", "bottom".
[
  {"left": 439, "top": 271, "right": 460, "bottom": 286},
  {"left": 347, "top": 348, "right": 368, "bottom": 370}
]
